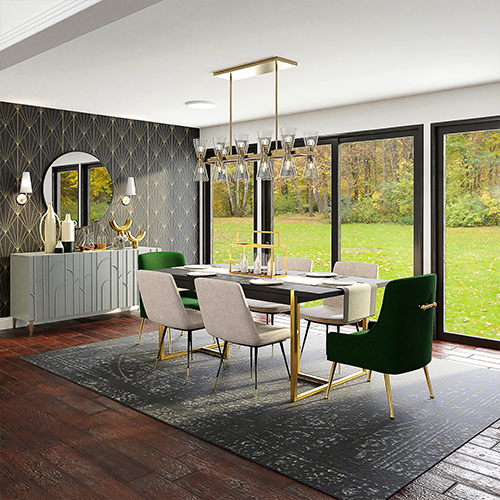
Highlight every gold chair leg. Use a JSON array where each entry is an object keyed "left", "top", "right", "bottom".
[
  {"left": 155, "top": 325, "right": 167, "bottom": 370},
  {"left": 384, "top": 374, "right": 395, "bottom": 419},
  {"left": 367, "top": 370, "right": 372, "bottom": 382},
  {"left": 168, "top": 327, "right": 172, "bottom": 354},
  {"left": 423, "top": 365, "right": 434, "bottom": 398},
  {"left": 325, "top": 362, "right": 337, "bottom": 399},
  {"left": 138, "top": 317, "right": 146, "bottom": 344}
]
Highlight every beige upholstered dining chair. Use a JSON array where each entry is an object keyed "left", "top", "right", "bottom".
[
  {"left": 300, "top": 261, "right": 379, "bottom": 354},
  {"left": 136, "top": 270, "right": 204, "bottom": 379},
  {"left": 195, "top": 277, "right": 291, "bottom": 403},
  {"left": 246, "top": 256, "right": 313, "bottom": 324}
]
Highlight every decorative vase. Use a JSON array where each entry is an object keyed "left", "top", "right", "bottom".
[
  {"left": 61, "top": 214, "right": 76, "bottom": 253},
  {"left": 39, "top": 202, "right": 60, "bottom": 253}
]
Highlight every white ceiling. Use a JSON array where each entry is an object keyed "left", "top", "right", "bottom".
[{"left": 1, "top": 0, "right": 499, "bottom": 129}]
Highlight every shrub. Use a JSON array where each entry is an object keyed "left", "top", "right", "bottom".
[
  {"left": 274, "top": 194, "right": 299, "bottom": 215},
  {"left": 446, "top": 194, "right": 489, "bottom": 227}
]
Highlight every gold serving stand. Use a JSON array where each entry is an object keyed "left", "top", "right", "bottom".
[{"left": 229, "top": 230, "right": 287, "bottom": 278}]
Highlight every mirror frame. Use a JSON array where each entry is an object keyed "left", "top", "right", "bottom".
[{"left": 43, "top": 152, "right": 113, "bottom": 227}]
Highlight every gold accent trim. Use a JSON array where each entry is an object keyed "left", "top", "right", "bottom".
[
  {"left": 423, "top": 365, "right": 434, "bottom": 398},
  {"left": 126, "top": 230, "right": 146, "bottom": 249},
  {"left": 290, "top": 290, "right": 300, "bottom": 401},
  {"left": 384, "top": 374, "right": 395, "bottom": 419},
  {"left": 109, "top": 219, "right": 132, "bottom": 236},
  {"left": 419, "top": 302, "right": 437, "bottom": 311},
  {"left": 213, "top": 56, "right": 297, "bottom": 80},
  {"left": 138, "top": 317, "right": 145, "bottom": 344}
]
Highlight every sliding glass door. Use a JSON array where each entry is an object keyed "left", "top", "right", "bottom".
[
  {"left": 273, "top": 143, "right": 333, "bottom": 272},
  {"left": 329, "top": 127, "right": 424, "bottom": 317},
  {"left": 433, "top": 117, "right": 500, "bottom": 348}
]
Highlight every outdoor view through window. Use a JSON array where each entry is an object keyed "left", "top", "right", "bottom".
[
  {"left": 212, "top": 131, "right": 499, "bottom": 340},
  {"left": 445, "top": 130, "right": 500, "bottom": 340}
]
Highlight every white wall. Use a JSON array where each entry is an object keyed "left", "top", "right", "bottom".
[{"left": 201, "top": 82, "right": 500, "bottom": 272}]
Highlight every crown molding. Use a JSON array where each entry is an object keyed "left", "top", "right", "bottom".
[
  {"left": 0, "top": 0, "right": 101, "bottom": 51},
  {"left": 0, "top": 0, "right": 162, "bottom": 70}
]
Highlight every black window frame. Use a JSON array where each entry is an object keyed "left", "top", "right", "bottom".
[
  {"left": 431, "top": 115, "right": 500, "bottom": 350},
  {"left": 328, "top": 125, "right": 424, "bottom": 274}
]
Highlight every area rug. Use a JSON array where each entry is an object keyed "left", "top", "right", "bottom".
[{"left": 22, "top": 329, "right": 500, "bottom": 500}]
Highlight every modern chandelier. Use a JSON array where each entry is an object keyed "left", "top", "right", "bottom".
[{"left": 193, "top": 56, "right": 319, "bottom": 183}]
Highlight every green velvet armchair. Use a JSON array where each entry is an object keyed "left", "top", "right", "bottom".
[
  {"left": 137, "top": 251, "right": 199, "bottom": 343},
  {"left": 325, "top": 273, "right": 437, "bottom": 418}
]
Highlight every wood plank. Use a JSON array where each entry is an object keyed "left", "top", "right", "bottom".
[
  {"left": 86, "top": 420, "right": 195, "bottom": 482},
  {"left": 45, "top": 424, "right": 152, "bottom": 482},
  {"left": 129, "top": 471, "right": 202, "bottom": 500},
  {"left": 459, "top": 443, "right": 500, "bottom": 466},
  {"left": 39, "top": 444, "right": 148, "bottom": 500},
  {"left": 0, "top": 480, "right": 54, "bottom": 500},
  {"left": 1, "top": 444, "right": 104, "bottom": 500},
  {"left": 0, "top": 392, "right": 61, "bottom": 430},
  {"left": 445, "top": 483, "right": 500, "bottom": 500}
]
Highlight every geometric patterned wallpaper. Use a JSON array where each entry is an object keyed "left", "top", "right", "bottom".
[{"left": 0, "top": 101, "right": 199, "bottom": 318}]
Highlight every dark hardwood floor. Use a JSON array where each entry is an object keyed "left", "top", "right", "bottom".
[{"left": 1, "top": 310, "right": 499, "bottom": 500}]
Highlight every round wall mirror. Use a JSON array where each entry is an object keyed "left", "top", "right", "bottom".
[{"left": 43, "top": 152, "right": 113, "bottom": 227}]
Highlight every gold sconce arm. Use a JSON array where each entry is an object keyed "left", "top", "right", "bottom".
[
  {"left": 110, "top": 219, "right": 132, "bottom": 235},
  {"left": 419, "top": 302, "right": 437, "bottom": 311},
  {"left": 126, "top": 230, "right": 146, "bottom": 249}
]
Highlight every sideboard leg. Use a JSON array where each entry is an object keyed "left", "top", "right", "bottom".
[
  {"left": 29, "top": 321, "right": 34, "bottom": 335},
  {"left": 12, "top": 317, "right": 17, "bottom": 328}
]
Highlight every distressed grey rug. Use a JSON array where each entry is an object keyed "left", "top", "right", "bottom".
[{"left": 22, "top": 329, "right": 500, "bottom": 500}]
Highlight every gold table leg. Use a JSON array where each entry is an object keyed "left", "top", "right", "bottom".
[
  {"left": 290, "top": 291, "right": 300, "bottom": 402},
  {"left": 291, "top": 294, "right": 368, "bottom": 402}
]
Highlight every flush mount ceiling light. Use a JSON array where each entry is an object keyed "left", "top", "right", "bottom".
[
  {"left": 193, "top": 56, "right": 319, "bottom": 183},
  {"left": 185, "top": 100, "right": 218, "bottom": 109}
]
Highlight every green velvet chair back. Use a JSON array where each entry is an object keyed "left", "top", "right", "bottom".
[
  {"left": 327, "top": 274, "right": 437, "bottom": 375},
  {"left": 138, "top": 251, "right": 198, "bottom": 317}
]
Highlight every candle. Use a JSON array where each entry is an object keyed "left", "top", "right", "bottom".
[{"left": 241, "top": 259, "right": 248, "bottom": 274}]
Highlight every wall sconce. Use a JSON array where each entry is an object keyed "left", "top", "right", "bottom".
[
  {"left": 122, "top": 177, "right": 136, "bottom": 205},
  {"left": 17, "top": 172, "right": 32, "bottom": 205}
]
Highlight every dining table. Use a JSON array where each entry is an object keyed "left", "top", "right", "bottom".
[{"left": 158, "top": 265, "right": 389, "bottom": 402}]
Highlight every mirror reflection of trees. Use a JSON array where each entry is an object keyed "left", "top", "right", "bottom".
[
  {"left": 59, "top": 170, "right": 79, "bottom": 221},
  {"left": 90, "top": 167, "right": 113, "bottom": 223}
]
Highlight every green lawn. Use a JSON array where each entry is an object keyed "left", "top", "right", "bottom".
[{"left": 214, "top": 215, "right": 500, "bottom": 341}]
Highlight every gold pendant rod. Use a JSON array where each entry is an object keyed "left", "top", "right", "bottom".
[
  {"left": 275, "top": 59, "right": 278, "bottom": 152},
  {"left": 230, "top": 72, "right": 233, "bottom": 155}
]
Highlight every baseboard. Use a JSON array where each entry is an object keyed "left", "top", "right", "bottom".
[
  {"left": 0, "top": 317, "right": 14, "bottom": 330},
  {"left": 1, "top": 306, "right": 139, "bottom": 331}
]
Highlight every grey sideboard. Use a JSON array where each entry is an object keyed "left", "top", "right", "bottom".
[{"left": 10, "top": 247, "right": 161, "bottom": 334}]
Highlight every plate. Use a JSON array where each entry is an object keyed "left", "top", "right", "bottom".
[
  {"left": 187, "top": 271, "right": 217, "bottom": 277},
  {"left": 321, "top": 278, "right": 357, "bottom": 286},
  {"left": 305, "top": 272, "right": 337, "bottom": 278},
  {"left": 249, "top": 278, "right": 284, "bottom": 286},
  {"left": 184, "top": 264, "right": 210, "bottom": 270}
]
